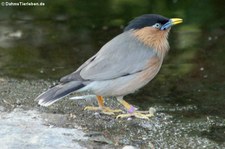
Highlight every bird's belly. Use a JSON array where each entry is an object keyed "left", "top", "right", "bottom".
[{"left": 83, "top": 63, "right": 162, "bottom": 97}]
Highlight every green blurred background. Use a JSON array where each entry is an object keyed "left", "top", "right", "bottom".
[{"left": 0, "top": 0, "right": 224, "bottom": 118}]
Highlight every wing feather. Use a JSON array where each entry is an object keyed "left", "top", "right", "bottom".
[
  {"left": 61, "top": 31, "right": 157, "bottom": 82},
  {"left": 80, "top": 31, "right": 157, "bottom": 80}
]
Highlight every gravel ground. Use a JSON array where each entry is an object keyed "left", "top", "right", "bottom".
[{"left": 0, "top": 77, "right": 225, "bottom": 148}]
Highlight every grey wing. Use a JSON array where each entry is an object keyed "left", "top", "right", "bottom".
[
  {"left": 60, "top": 54, "right": 96, "bottom": 83},
  {"left": 61, "top": 31, "right": 157, "bottom": 82},
  {"left": 80, "top": 31, "right": 157, "bottom": 80}
]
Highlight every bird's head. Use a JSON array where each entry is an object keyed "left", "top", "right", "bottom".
[
  {"left": 124, "top": 14, "right": 183, "bottom": 32},
  {"left": 124, "top": 14, "right": 183, "bottom": 58}
]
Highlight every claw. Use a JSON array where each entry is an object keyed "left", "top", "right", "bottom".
[
  {"left": 116, "top": 108, "right": 156, "bottom": 120},
  {"left": 84, "top": 106, "right": 101, "bottom": 111},
  {"left": 102, "top": 107, "right": 123, "bottom": 115},
  {"left": 84, "top": 106, "right": 123, "bottom": 115}
]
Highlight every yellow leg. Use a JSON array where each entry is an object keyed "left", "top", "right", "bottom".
[
  {"left": 84, "top": 96, "right": 122, "bottom": 115},
  {"left": 96, "top": 96, "right": 104, "bottom": 108},
  {"left": 116, "top": 98, "right": 155, "bottom": 120},
  {"left": 117, "top": 98, "right": 133, "bottom": 111}
]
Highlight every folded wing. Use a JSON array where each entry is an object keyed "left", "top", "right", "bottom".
[{"left": 61, "top": 31, "right": 157, "bottom": 82}]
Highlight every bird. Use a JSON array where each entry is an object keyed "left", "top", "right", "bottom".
[{"left": 36, "top": 14, "right": 183, "bottom": 119}]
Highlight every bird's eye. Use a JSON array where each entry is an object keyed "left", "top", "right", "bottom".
[{"left": 152, "top": 23, "right": 162, "bottom": 29}]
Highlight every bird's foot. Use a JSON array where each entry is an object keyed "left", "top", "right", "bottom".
[
  {"left": 84, "top": 106, "right": 123, "bottom": 115},
  {"left": 116, "top": 107, "right": 156, "bottom": 120},
  {"left": 102, "top": 107, "right": 123, "bottom": 115},
  {"left": 84, "top": 106, "right": 100, "bottom": 111}
]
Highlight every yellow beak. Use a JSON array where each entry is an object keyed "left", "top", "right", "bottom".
[
  {"left": 170, "top": 18, "right": 183, "bottom": 25},
  {"left": 160, "top": 17, "right": 183, "bottom": 30}
]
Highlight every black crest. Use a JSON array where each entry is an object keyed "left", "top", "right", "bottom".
[{"left": 124, "top": 14, "right": 169, "bottom": 31}]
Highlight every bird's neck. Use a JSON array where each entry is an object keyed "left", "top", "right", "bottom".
[{"left": 133, "top": 27, "right": 170, "bottom": 58}]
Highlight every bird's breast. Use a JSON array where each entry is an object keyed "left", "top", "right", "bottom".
[
  {"left": 133, "top": 27, "right": 170, "bottom": 58},
  {"left": 135, "top": 56, "right": 162, "bottom": 88}
]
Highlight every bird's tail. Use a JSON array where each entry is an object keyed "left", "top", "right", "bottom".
[{"left": 35, "top": 81, "right": 85, "bottom": 106}]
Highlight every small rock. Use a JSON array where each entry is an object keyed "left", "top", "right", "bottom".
[
  {"left": 149, "top": 107, "right": 156, "bottom": 115},
  {"left": 0, "top": 78, "right": 5, "bottom": 82},
  {"left": 123, "top": 145, "right": 137, "bottom": 149},
  {"left": 127, "top": 117, "right": 132, "bottom": 121},
  {"left": 0, "top": 106, "right": 5, "bottom": 112}
]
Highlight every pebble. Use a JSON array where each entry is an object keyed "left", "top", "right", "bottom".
[
  {"left": 0, "top": 106, "right": 5, "bottom": 112},
  {"left": 122, "top": 145, "right": 137, "bottom": 149}
]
